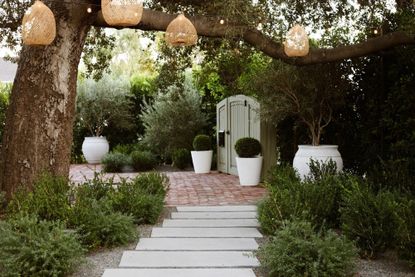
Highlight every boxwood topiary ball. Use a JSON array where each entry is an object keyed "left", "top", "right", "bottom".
[
  {"left": 235, "top": 137, "right": 261, "bottom": 158},
  {"left": 193, "top": 135, "right": 211, "bottom": 151}
]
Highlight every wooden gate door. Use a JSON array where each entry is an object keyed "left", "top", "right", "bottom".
[{"left": 217, "top": 95, "right": 260, "bottom": 176}]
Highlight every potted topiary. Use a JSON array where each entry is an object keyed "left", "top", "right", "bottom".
[
  {"left": 191, "top": 134, "right": 212, "bottom": 174},
  {"left": 235, "top": 137, "right": 262, "bottom": 186}
]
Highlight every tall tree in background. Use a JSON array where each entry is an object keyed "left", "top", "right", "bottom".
[{"left": 0, "top": 0, "right": 414, "bottom": 197}]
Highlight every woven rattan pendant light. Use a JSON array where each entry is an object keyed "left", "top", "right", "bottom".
[
  {"left": 102, "top": 0, "right": 143, "bottom": 27},
  {"left": 284, "top": 24, "right": 309, "bottom": 57},
  {"left": 22, "top": 1, "right": 56, "bottom": 46},
  {"left": 165, "top": 14, "right": 198, "bottom": 46}
]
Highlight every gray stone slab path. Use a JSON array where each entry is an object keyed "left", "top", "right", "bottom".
[
  {"left": 163, "top": 218, "right": 259, "bottom": 227},
  {"left": 102, "top": 205, "right": 261, "bottom": 277},
  {"left": 102, "top": 268, "right": 257, "bottom": 277},
  {"left": 176, "top": 205, "right": 257, "bottom": 212},
  {"left": 151, "top": 227, "right": 262, "bottom": 238},
  {"left": 171, "top": 211, "right": 258, "bottom": 219},
  {"left": 136, "top": 238, "right": 259, "bottom": 251}
]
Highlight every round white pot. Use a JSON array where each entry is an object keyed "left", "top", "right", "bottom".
[
  {"left": 191, "top": 150, "right": 213, "bottom": 174},
  {"left": 236, "top": 156, "right": 263, "bottom": 186},
  {"left": 82, "top": 137, "right": 109, "bottom": 164},
  {"left": 293, "top": 145, "right": 343, "bottom": 179}
]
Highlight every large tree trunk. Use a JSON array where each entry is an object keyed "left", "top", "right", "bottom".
[{"left": 0, "top": 4, "right": 91, "bottom": 198}]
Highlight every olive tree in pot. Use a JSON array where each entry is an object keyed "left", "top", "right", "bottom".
[
  {"left": 235, "top": 137, "right": 262, "bottom": 186},
  {"left": 247, "top": 61, "right": 348, "bottom": 179},
  {"left": 191, "top": 135, "right": 212, "bottom": 174},
  {"left": 76, "top": 76, "right": 133, "bottom": 164}
]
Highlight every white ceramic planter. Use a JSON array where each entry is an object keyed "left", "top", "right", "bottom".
[
  {"left": 293, "top": 145, "right": 343, "bottom": 179},
  {"left": 82, "top": 137, "right": 109, "bottom": 164},
  {"left": 236, "top": 156, "right": 263, "bottom": 186},
  {"left": 191, "top": 150, "right": 213, "bottom": 174}
]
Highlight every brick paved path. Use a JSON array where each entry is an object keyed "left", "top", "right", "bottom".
[{"left": 69, "top": 165, "right": 266, "bottom": 206}]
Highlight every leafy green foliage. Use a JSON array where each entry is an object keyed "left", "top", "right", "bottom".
[
  {"left": 69, "top": 197, "right": 136, "bottom": 250},
  {"left": 130, "top": 150, "right": 158, "bottom": 171},
  {"left": 259, "top": 219, "right": 357, "bottom": 277},
  {"left": 0, "top": 83, "right": 10, "bottom": 142},
  {"left": 246, "top": 61, "right": 348, "bottom": 146},
  {"left": 172, "top": 148, "right": 190, "bottom": 170},
  {"left": 7, "top": 173, "right": 71, "bottom": 222},
  {"left": 141, "top": 78, "right": 207, "bottom": 159},
  {"left": 0, "top": 216, "right": 84, "bottom": 277},
  {"left": 110, "top": 173, "right": 168, "bottom": 224},
  {"left": 258, "top": 165, "right": 355, "bottom": 234},
  {"left": 75, "top": 173, "right": 116, "bottom": 202},
  {"left": 396, "top": 197, "right": 415, "bottom": 267},
  {"left": 102, "top": 152, "right": 131, "bottom": 173},
  {"left": 340, "top": 184, "right": 399, "bottom": 257},
  {"left": 234, "top": 137, "right": 261, "bottom": 158},
  {"left": 193, "top": 134, "right": 211, "bottom": 151},
  {"left": 76, "top": 75, "right": 134, "bottom": 137}
]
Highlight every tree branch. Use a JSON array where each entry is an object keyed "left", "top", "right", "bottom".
[{"left": 93, "top": 9, "right": 415, "bottom": 65}]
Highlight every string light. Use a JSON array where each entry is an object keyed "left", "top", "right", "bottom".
[
  {"left": 220, "top": 19, "right": 225, "bottom": 25},
  {"left": 87, "top": 7, "right": 92, "bottom": 13}
]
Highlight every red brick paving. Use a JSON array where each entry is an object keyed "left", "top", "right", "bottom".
[{"left": 69, "top": 164, "right": 267, "bottom": 206}]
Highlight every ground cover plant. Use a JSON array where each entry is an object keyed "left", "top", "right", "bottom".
[
  {"left": 259, "top": 219, "right": 358, "bottom": 277},
  {"left": 0, "top": 216, "right": 84, "bottom": 277},
  {"left": 258, "top": 163, "right": 415, "bottom": 273},
  {"left": 0, "top": 171, "right": 169, "bottom": 274}
]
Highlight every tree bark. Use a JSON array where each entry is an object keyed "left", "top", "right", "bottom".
[{"left": 0, "top": 4, "right": 92, "bottom": 198}]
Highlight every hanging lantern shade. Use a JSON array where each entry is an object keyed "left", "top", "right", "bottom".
[
  {"left": 22, "top": 1, "right": 56, "bottom": 46},
  {"left": 165, "top": 14, "right": 198, "bottom": 46},
  {"left": 283, "top": 24, "right": 309, "bottom": 57},
  {"left": 102, "top": 0, "right": 143, "bottom": 27}
]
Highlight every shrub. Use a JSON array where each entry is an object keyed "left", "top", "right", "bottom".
[
  {"left": 7, "top": 173, "right": 71, "bottom": 222},
  {"left": 258, "top": 165, "right": 346, "bottom": 234},
  {"left": 131, "top": 172, "right": 169, "bottom": 196},
  {"left": 110, "top": 173, "right": 168, "bottom": 224},
  {"left": 396, "top": 197, "right": 415, "bottom": 267},
  {"left": 141, "top": 80, "right": 208, "bottom": 158},
  {"left": 113, "top": 144, "right": 136, "bottom": 155},
  {"left": 0, "top": 216, "right": 84, "bottom": 277},
  {"left": 259, "top": 219, "right": 358, "bottom": 277},
  {"left": 172, "top": 148, "right": 190, "bottom": 169},
  {"left": 69, "top": 197, "right": 136, "bottom": 250},
  {"left": 102, "top": 152, "right": 131, "bottom": 173},
  {"left": 193, "top": 135, "right": 211, "bottom": 151},
  {"left": 340, "top": 183, "right": 399, "bottom": 257},
  {"left": 234, "top": 137, "right": 261, "bottom": 158},
  {"left": 130, "top": 150, "right": 158, "bottom": 171},
  {"left": 75, "top": 173, "right": 116, "bottom": 201}
]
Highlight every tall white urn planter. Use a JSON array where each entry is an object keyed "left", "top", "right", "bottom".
[
  {"left": 82, "top": 137, "right": 109, "bottom": 164},
  {"left": 191, "top": 150, "right": 213, "bottom": 174},
  {"left": 293, "top": 145, "right": 343, "bottom": 179},
  {"left": 236, "top": 156, "right": 263, "bottom": 186}
]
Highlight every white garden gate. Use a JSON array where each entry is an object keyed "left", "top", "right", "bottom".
[{"left": 217, "top": 95, "right": 261, "bottom": 175}]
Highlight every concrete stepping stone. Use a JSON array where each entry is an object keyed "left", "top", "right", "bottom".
[
  {"left": 102, "top": 268, "right": 256, "bottom": 277},
  {"left": 171, "top": 211, "right": 257, "bottom": 219},
  {"left": 176, "top": 205, "right": 257, "bottom": 212},
  {"left": 119, "top": 251, "right": 260, "bottom": 268},
  {"left": 136, "top": 238, "right": 259, "bottom": 251},
  {"left": 163, "top": 219, "right": 259, "bottom": 228},
  {"left": 151, "top": 227, "right": 262, "bottom": 238}
]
